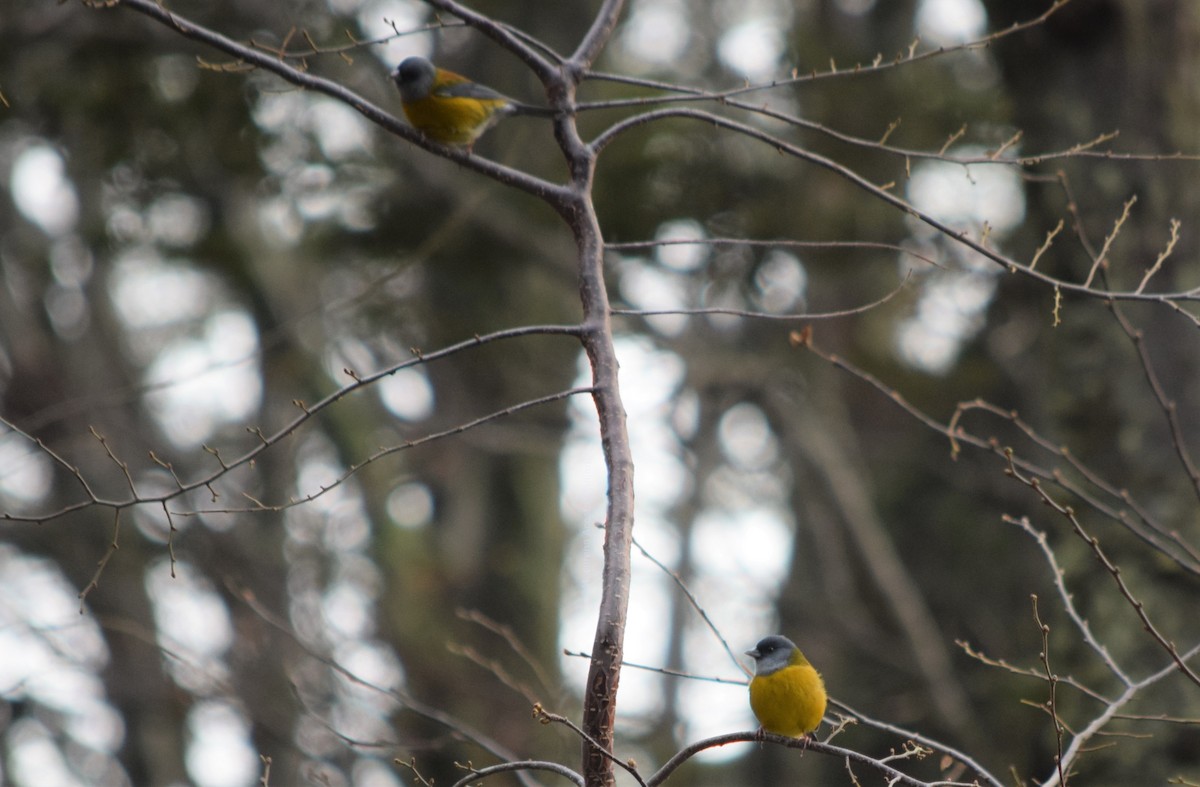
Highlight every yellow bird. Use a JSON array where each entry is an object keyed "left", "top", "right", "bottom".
[
  {"left": 390, "top": 56, "right": 554, "bottom": 150},
  {"left": 746, "top": 634, "right": 827, "bottom": 738}
]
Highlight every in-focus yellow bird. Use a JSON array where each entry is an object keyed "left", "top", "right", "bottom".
[{"left": 746, "top": 634, "right": 827, "bottom": 738}]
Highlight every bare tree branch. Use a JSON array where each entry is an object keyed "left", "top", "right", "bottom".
[{"left": 592, "top": 108, "right": 1200, "bottom": 304}]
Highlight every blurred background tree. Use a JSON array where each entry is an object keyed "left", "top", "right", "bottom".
[{"left": 1, "top": 1, "right": 1198, "bottom": 786}]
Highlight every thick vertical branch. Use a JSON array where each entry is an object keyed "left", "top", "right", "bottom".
[
  {"left": 554, "top": 5, "right": 632, "bottom": 784},
  {"left": 569, "top": 192, "right": 635, "bottom": 787}
]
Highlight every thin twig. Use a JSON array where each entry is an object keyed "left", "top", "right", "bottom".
[
  {"left": 449, "top": 759, "right": 584, "bottom": 787},
  {"left": 78, "top": 509, "right": 122, "bottom": 613},
  {"left": 1107, "top": 304, "right": 1200, "bottom": 506},
  {"left": 614, "top": 272, "right": 910, "bottom": 322},
  {"left": 184, "top": 386, "right": 594, "bottom": 516},
  {"left": 457, "top": 608, "right": 558, "bottom": 697},
  {"left": 956, "top": 640, "right": 1109, "bottom": 703},
  {"left": 1134, "top": 218, "right": 1181, "bottom": 294},
  {"left": 1005, "top": 517, "right": 1130, "bottom": 684},
  {"left": 1003, "top": 451, "right": 1200, "bottom": 688},
  {"left": 607, "top": 237, "right": 942, "bottom": 270},
  {"left": 89, "top": 426, "right": 138, "bottom": 496},
  {"left": 533, "top": 706, "right": 646, "bottom": 787},
  {"left": 1082, "top": 196, "right": 1136, "bottom": 288},
  {"left": 1032, "top": 595, "right": 1067, "bottom": 785},
  {"left": 629, "top": 532, "right": 746, "bottom": 675},
  {"left": 560, "top": 649, "right": 746, "bottom": 685}
]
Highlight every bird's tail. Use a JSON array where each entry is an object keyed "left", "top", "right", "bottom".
[{"left": 508, "top": 102, "right": 559, "bottom": 118}]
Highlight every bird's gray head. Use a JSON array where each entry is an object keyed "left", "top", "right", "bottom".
[
  {"left": 391, "top": 56, "right": 436, "bottom": 103},
  {"left": 745, "top": 635, "right": 797, "bottom": 676}
]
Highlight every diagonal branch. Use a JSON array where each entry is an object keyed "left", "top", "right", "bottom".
[
  {"left": 570, "top": 0, "right": 628, "bottom": 70},
  {"left": 1003, "top": 452, "right": 1200, "bottom": 688},
  {"left": 1108, "top": 304, "right": 1200, "bottom": 506},
  {"left": 417, "top": 0, "right": 559, "bottom": 82},
  {"left": 591, "top": 108, "right": 1200, "bottom": 304},
  {"left": 107, "top": 0, "right": 568, "bottom": 199},
  {"left": 2, "top": 325, "right": 583, "bottom": 523}
]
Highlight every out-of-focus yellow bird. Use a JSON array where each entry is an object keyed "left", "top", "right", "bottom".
[
  {"left": 746, "top": 634, "right": 827, "bottom": 738},
  {"left": 390, "top": 56, "right": 554, "bottom": 150}
]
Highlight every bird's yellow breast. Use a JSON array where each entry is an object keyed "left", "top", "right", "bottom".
[
  {"left": 749, "top": 663, "right": 827, "bottom": 737},
  {"left": 401, "top": 95, "right": 510, "bottom": 147}
]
